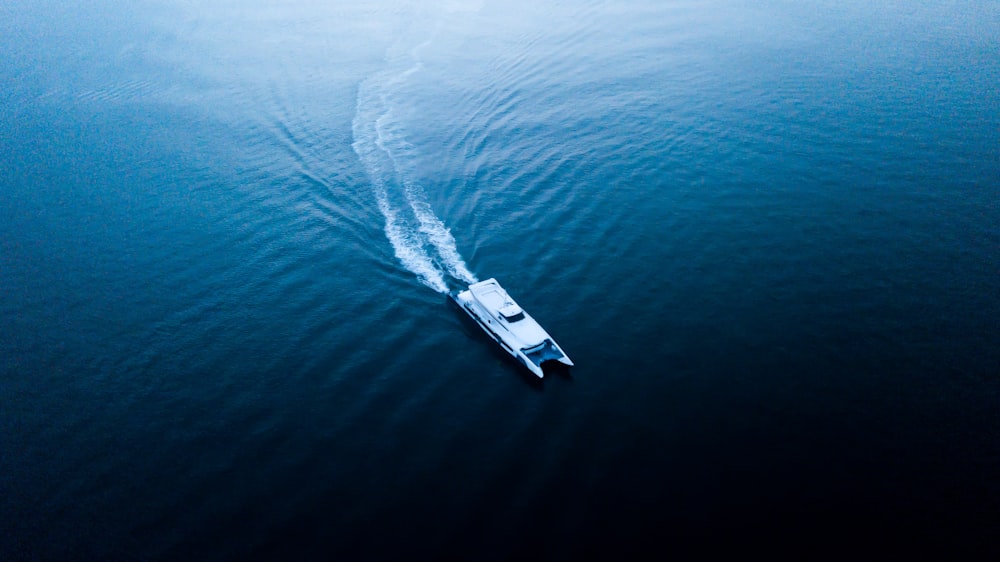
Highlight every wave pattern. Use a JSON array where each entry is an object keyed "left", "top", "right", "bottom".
[
  {"left": 352, "top": 45, "right": 477, "bottom": 293},
  {"left": 8, "top": 1, "right": 1000, "bottom": 559}
]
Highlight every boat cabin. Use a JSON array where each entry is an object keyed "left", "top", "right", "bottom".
[{"left": 499, "top": 303, "right": 525, "bottom": 322}]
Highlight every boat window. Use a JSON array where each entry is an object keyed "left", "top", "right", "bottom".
[{"left": 502, "top": 311, "right": 525, "bottom": 322}]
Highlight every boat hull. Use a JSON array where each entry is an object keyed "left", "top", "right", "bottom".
[{"left": 450, "top": 281, "right": 573, "bottom": 378}]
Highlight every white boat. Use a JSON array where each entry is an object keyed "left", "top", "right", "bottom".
[{"left": 451, "top": 278, "right": 573, "bottom": 378}]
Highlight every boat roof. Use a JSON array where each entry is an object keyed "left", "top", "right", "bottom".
[
  {"left": 468, "top": 278, "right": 550, "bottom": 345},
  {"left": 468, "top": 278, "right": 517, "bottom": 313}
]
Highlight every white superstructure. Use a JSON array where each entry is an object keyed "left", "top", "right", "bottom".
[{"left": 451, "top": 278, "right": 573, "bottom": 378}]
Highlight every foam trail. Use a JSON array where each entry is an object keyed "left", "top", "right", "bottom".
[
  {"left": 373, "top": 116, "right": 478, "bottom": 286},
  {"left": 352, "top": 41, "right": 478, "bottom": 293},
  {"left": 409, "top": 192, "right": 478, "bottom": 284},
  {"left": 352, "top": 76, "right": 449, "bottom": 293},
  {"left": 376, "top": 189, "right": 449, "bottom": 293}
]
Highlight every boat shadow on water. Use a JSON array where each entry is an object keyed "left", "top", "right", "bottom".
[{"left": 543, "top": 361, "right": 574, "bottom": 381}]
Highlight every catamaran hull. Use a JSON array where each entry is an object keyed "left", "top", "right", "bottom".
[{"left": 450, "top": 281, "right": 573, "bottom": 378}]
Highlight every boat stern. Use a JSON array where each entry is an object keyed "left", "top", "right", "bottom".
[{"left": 449, "top": 287, "right": 471, "bottom": 306}]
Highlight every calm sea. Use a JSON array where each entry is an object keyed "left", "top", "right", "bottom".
[{"left": 2, "top": 1, "right": 998, "bottom": 559}]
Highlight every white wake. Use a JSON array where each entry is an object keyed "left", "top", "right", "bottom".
[{"left": 352, "top": 43, "right": 477, "bottom": 293}]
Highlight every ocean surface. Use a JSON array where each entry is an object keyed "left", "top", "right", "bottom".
[{"left": 2, "top": 1, "right": 998, "bottom": 559}]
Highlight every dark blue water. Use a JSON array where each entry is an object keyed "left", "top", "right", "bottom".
[{"left": 2, "top": 1, "right": 998, "bottom": 559}]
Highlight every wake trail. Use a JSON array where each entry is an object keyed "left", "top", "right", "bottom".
[{"left": 352, "top": 41, "right": 477, "bottom": 293}]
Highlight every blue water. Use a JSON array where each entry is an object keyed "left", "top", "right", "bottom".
[{"left": 2, "top": 1, "right": 998, "bottom": 559}]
